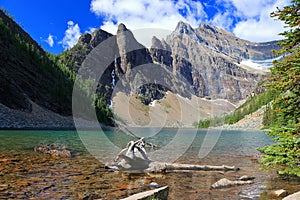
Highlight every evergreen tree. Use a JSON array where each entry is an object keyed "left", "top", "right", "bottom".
[{"left": 259, "top": 0, "right": 300, "bottom": 176}]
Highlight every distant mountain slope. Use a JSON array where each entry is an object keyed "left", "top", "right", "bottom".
[
  {"left": 62, "top": 21, "right": 280, "bottom": 105},
  {"left": 151, "top": 21, "right": 280, "bottom": 101},
  {"left": 57, "top": 22, "right": 280, "bottom": 127},
  {"left": 0, "top": 10, "right": 73, "bottom": 115},
  {"left": 0, "top": 8, "right": 280, "bottom": 128},
  {"left": 58, "top": 28, "right": 113, "bottom": 72},
  {"left": 194, "top": 88, "right": 278, "bottom": 129}
]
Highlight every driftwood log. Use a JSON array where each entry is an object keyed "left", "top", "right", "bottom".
[
  {"left": 106, "top": 138, "right": 239, "bottom": 173},
  {"left": 120, "top": 186, "right": 169, "bottom": 200},
  {"left": 146, "top": 163, "right": 239, "bottom": 173}
]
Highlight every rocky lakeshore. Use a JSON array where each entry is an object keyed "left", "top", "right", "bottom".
[
  {"left": 0, "top": 102, "right": 75, "bottom": 129},
  {"left": 212, "top": 105, "right": 265, "bottom": 131},
  {"left": 0, "top": 102, "right": 112, "bottom": 130}
]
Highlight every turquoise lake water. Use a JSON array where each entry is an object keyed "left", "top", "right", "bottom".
[{"left": 0, "top": 129, "right": 299, "bottom": 199}]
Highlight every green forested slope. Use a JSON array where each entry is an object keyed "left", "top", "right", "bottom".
[
  {"left": 0, "top": 9, "right": 73, "bottom": 115},
  {"left": 194, "top": 88, "right": 278, "bottom": 128},
  {"left": 0, "top": 9, "right": 112, "bottom": 125}
]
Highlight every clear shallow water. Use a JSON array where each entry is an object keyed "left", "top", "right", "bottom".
[{"left": 0, "top": 129, "right": 299, "bottom": 199}]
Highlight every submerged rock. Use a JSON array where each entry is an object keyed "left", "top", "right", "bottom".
[
  {"left": 34, "top": 143, "right": 71, "bottom": 158},
  {"left": 239, "top": 175, "right": 255, "bottom": 181},
  {"left": 149, "top": 182, "right": 160, "bottom": 188},
  {"left": 211, "top": 178, "right": 253, "bottom": 189}
]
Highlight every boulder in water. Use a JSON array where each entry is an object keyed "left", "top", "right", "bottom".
[
  {"left": 34, "top": 143, "right": 71, "bottom": 158},
  {"left": 239, "top": 175, "right": 255, "bottom": 181},
  {"left": 271, "top": 189, "right": 287, "bottom": 198},
  {"left": 211, "top": 178, "right": 253, "bottom": 189}
]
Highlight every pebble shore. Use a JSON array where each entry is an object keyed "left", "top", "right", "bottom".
[
  {"left": 212, "top": 106, "right": 266, "bottom": 131},
  {"left": 0, "top": 102, "right": 108, "bottom": 130},
  {"left": 0, "top": 102, "right": 75, "bottom": 129}
]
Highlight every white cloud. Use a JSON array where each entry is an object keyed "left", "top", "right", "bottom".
[
  {"left": 61, "top": 21, "right": 81, "bottom": 50},
  {"left": 224, "top": 0, "right": 274, "bottom": 18},
  {"left": 46, "top": 34, "right": 54, "bottom": 47},
  {"left": 224, "top": 0, "right": 290, "bottom": 42},
  {"left": 210, "top": 11, "right": 234, "bottom": 31},
  {"left": 88, "top": 0, "right": 291, "bottom": 44},
  {"left": 90, "top": 0, "right": 207, "bottom": 35},
  {"left": 233, "top": 17, "right": 285, "bottom": 42}
]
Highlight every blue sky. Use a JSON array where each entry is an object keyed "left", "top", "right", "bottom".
[{"left": 1, "top": 0, "right": 289, "bottom": 54}]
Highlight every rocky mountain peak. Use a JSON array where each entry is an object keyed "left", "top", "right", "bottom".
[
  {"left": 116, "top": 23, "right": 142, "bottom": 53},
  {"left": 151, "top": 36, "right": 163, "bottom": 49},
  {"left": 61, "top": 21, "right": 280, "bottom": 105},
  {"left": 78, "top": 29, "right": 113, "bottom": 48},
  {"left": 175, "top": 21, "right": 195, "bottom": 35},
  {"left": 151, "top": 37, "right": 171, "bottom": 52},
  {"left": 78, "top": 32, "right": 92, "bottom": 44},
  {"left": 150, "top": 36, "right": 173, "bottom": 67},
  {"left": 115, "top": 23, "right": 152, "bottom": 75},
  {"left": 90, "top": 29, "right": 113, "bottom": 48},
  {"left": 197, "top": 22, "right": 235, "bottom": 40},
  {"left": 199, "top": 22, "right": 219, "bottom": 34},
  {"left": 159, "top": 21, "right": 280, "bottom": 101},
  {"left": 117, "top": 23, "right": 128, "bottom": 33}
]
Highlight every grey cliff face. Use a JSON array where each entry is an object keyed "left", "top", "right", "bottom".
[
  {"left": 115, "top": 23, "right": 152, "bottom": 75},
  {"left": 150, "top": 36, "right": 173, "bottom": 68},
  {"left": 149, "top": 21, "right": 280, "bottom": 101},
  {"left": 63, "top": 21, "right": 280, "bottom": 104}
]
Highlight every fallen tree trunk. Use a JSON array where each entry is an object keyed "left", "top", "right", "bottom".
[
  {"left": 106, "top": 161, "right": 239, "bottom": 173},
  {"left": 144, "top": 162, "right": 239, "bottom": 173},
  {"left": 107, "top": 138, "right": 240, "bottom": 173},
  {"left": 165, "top": 163, "right": 239, "bottom": 171}
]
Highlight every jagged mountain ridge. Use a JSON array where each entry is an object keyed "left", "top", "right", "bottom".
[
  {"left": 0, "top": 8, "right": 280, "bottom": 128},
  {"left": 151, "top": 21, "right": 279, "bottom": 101},
  {"left": 63, "top": 21, "right": 279, "bottom": 105}
]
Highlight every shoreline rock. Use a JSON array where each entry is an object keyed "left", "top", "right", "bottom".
[
  {"left": 211, "top": 178, "right": 254, "bottom": 189},
  {"left": 34, "top": 143, "right": 71, "bottom": 158},
  {"left": 283, "top": 191, "right": 300, "bottom": 200},
  {"left": 271, "top": 189, "right": 287, "bottom": 198},
  {"left": 0, "top": 102, "right": 115, "bottom": 130},
  {"left": 211, "top": 105, "right": 266, "bottom": 131}
]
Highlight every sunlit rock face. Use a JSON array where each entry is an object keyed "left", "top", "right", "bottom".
[
  {"left": 150, "top": 21, "right": 280, "bottom": 101},
  {"left": 65, "top": 21, "right": 280, "bottom": 103}
]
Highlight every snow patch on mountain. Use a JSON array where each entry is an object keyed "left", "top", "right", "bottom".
[{"left": 240, "top": 56, "right": 282, "bottom": 70}]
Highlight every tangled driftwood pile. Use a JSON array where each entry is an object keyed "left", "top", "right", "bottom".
[{"left": 106, "top": 138, "right": 239, "bottom": 173}]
